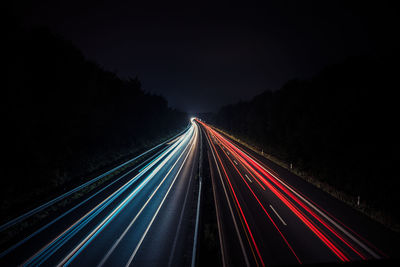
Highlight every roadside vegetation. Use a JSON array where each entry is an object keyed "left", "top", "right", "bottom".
[
  {"left": 202, "top": 56, "right": 399, "bottom": 232},
  {"left": 3, "top": 21, "right": 187, "bottom": 228}
]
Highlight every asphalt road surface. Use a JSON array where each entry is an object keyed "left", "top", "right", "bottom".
[
  {"left": 198, "top": 119, "right": 398, "bottom": 267},
  {"left": 0, "top": 121, "right": 201, "bottom": 266},
  {"left": 1, "top": 119, "right": 398, "bottom": 266}
]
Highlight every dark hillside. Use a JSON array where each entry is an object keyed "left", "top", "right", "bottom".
[
  {"left": 209, "top": 56, "right": 398, "bottom": 228},
  {"left": 2, "top": 23, "right": 187, "bottom": 222}
]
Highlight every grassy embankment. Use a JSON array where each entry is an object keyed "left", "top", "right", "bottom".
[
  {"left": 0, "top": 128, "right": 185, "bottom": 250},
  {"left": 212, "top": 126, "right": 399, "bottom": 233}
]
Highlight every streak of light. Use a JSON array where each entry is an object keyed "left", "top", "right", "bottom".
[
  {"left": 198, "top": 121, "right": 378, "bottom": 262},
  {"left": 125, "top": 125, "right": 198, "bottom": 267},
  {"left": 205, "top": 129, "right": 251, "bottom": 267},
  {"left": 215, "top": 138, "right": 301, "bottom": 264},
  {"left": 0, "top": 143, "right": 170, "bottom": 259},
  {"left": 25, "top": 126, "right": 194, "bottom": 266},
  {"left": 0, "top": 128, "right": 188, "bottom": 233},
  {"left": 206, "top": 129, "right": 265, "bottom": 266},
  {"left": 205, "top": 124, "right": 350, "bottom": 261},
  {"left": 62, "top": 126, "right": 196, "bottom": 266}
]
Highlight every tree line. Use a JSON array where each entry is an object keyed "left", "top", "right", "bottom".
[
  {"left": 203, "top": 55, "right": 398, "bottom": 225},
  {"left": 3, "top": 23, "right": 187, "bottom": 220}
]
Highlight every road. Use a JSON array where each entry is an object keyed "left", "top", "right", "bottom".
[
  {"left": 0, "top": 121, "right": 201, "bottom": 266},
  {"left": 198, "top": 120, "right": 397, "bottom": 266},
  {"left": 1, "top": 118, "right": 397, "bottom": 266}
]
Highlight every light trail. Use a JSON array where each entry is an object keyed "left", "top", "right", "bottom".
[
  {"left": 0, "top": 143, "right": 171, "bottom": 259},
  {"left": 95, "top": 123, "right": 198, "bottom": 267},
  {"left": 2, "top": 118, "right": 387, "bottom": 266},
  {"left": 206, "top": 124, "right": 350, "bottom": 261},
  {"left": 205, "top": 128, "right": 251, "bottom": 267},
  {"left": 213, "top": 135, "right": 301, "bottom": 264},
  {"left": 24, "top": 126, "right": 195, "bottom": 266},
  {"left": 0, "top": 128, "right": 188, "bottom": 233},
  {"left": 213, "top": 122, "right": 381, "bottom": 260},
  {"left": 124, "top": 125, "right": 198, "bottom": 267},
  {"left": 278, "top": 180, "right": 388, "bottom": 259},
  {"left": 191, "top": 122, "right": 203, "bottom": 267},
  {"left": 236, "top": 150, "right": 366, "bottom": 260},
  {"left": 206, "top": 128, "right": 265, "bottom": 267},
  {"left": 199, "top": 121, "right": 382, "bottom": 263}
]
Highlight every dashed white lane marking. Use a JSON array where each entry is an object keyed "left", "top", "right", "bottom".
[
  {"left": 269, "top": 205, "right": 287, "bottom": 226},
  {"left": 244, "top": 174, "right": 252, "bottom": 183}
]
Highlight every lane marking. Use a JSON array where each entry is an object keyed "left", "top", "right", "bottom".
[
  {"left": 205, "top": 131, "right": 251, "bottom": 267},
  {"left": 201, "top": 127, "right": 228, "bottom": 267},
  {"left": 234, "top": 160, "right": 238, "bottom": 165},
  {"left": 190, "top": 173, "right": 202, "bottom": 267},
  {"left": 212, "top": 138, "right": 263, "bottom": 266},
  {"left": 97, "top": 128, "right": 197, "bottom": 267},
  {"left": 209, "top": 161, "right": 227, "bottom": 267},
  {"left": 256, "top": 164, "right": 380, "bottom": 259},
  {"left": 205, "top": 126, "right": 265, "bottom": 266},
  {"left": 211, "top": 129, "right": 348, "bottom": 260},
  {"left": 0, "top": 145, "right": 170, "bottom": 259},
  {"left": 169, "top": 127, "right": 198, "bottom": 267},
  {"left": 210, "top": 127, "right": 378, "bottom": 259},
  {"left": 269, "top": 205, "right": 287, "bottom": 226},
  {"left": 0, "top": 128, "right": 189, "bottom": 234},
  {"left": 57, "top": 128, "right": 195, "bottom": 266},
  {"left": 245, "top": 174, "right": 252, "bottom": 183},
  {"left": 125, "top": 129, "right": 198, "bottom": 267},
  {"left": 24, "top": 131, "right": 190, "bottom": 266},
  {"left": 218, "top": 144, "right": 301, "bottom": 263},
  {"left": 191, "top": 123, "right": 202, "bottom": 267}
]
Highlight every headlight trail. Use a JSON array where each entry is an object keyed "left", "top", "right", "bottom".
[
  {"left": 23, "top": 125, "right": 196, "bottom": 266},
  {"left": 0, "top": 129, "right": 189, "bottom": 233},
  {"left": 1, "top": 118, "right": 391, "bottom": 267},
  {"left": 0, "top": 142, "right": 172, "bottom": 259}
]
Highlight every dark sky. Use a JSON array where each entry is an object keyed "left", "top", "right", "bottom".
[{"left": 12, "top": 1, "right": 395, "bottom": 113}]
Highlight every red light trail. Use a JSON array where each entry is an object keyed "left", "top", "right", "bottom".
[
  {"left": 206, "top": 129, "right": 265, "bottom": 266},
  {"left": 198, "top": 120, "right": 383, "bottom": 263}
]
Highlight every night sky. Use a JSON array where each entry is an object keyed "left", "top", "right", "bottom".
[{"left": 12, "top": 1, "right": 396, "bottom": 113}]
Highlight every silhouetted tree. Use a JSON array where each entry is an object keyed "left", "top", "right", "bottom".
[
  {"left": 209, "top": 56, "right": 398, "bottom": 223},
  {"left": 2, "top": 23, "right": 187, "bottom": 221}
]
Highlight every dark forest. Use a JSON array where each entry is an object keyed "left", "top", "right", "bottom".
[
  {"left": 2, "top": 2, "right": 399, "bottom": 265},
  {"left": 204, "top": 55, "right": 398, "bottom": 228},
  {"left": 3, "top": 23, "right": 187, "bottom": 222}
]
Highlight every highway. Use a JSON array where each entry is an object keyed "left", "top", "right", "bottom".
[
  {"left": 1, "top": 118, "right": 397, "bottom": 266},
  {"left": 198, "top": 120, "right": 396, "bottom": 266},
  {"left": 0, "top": 120, "right": 201, "bottom": 266}
]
